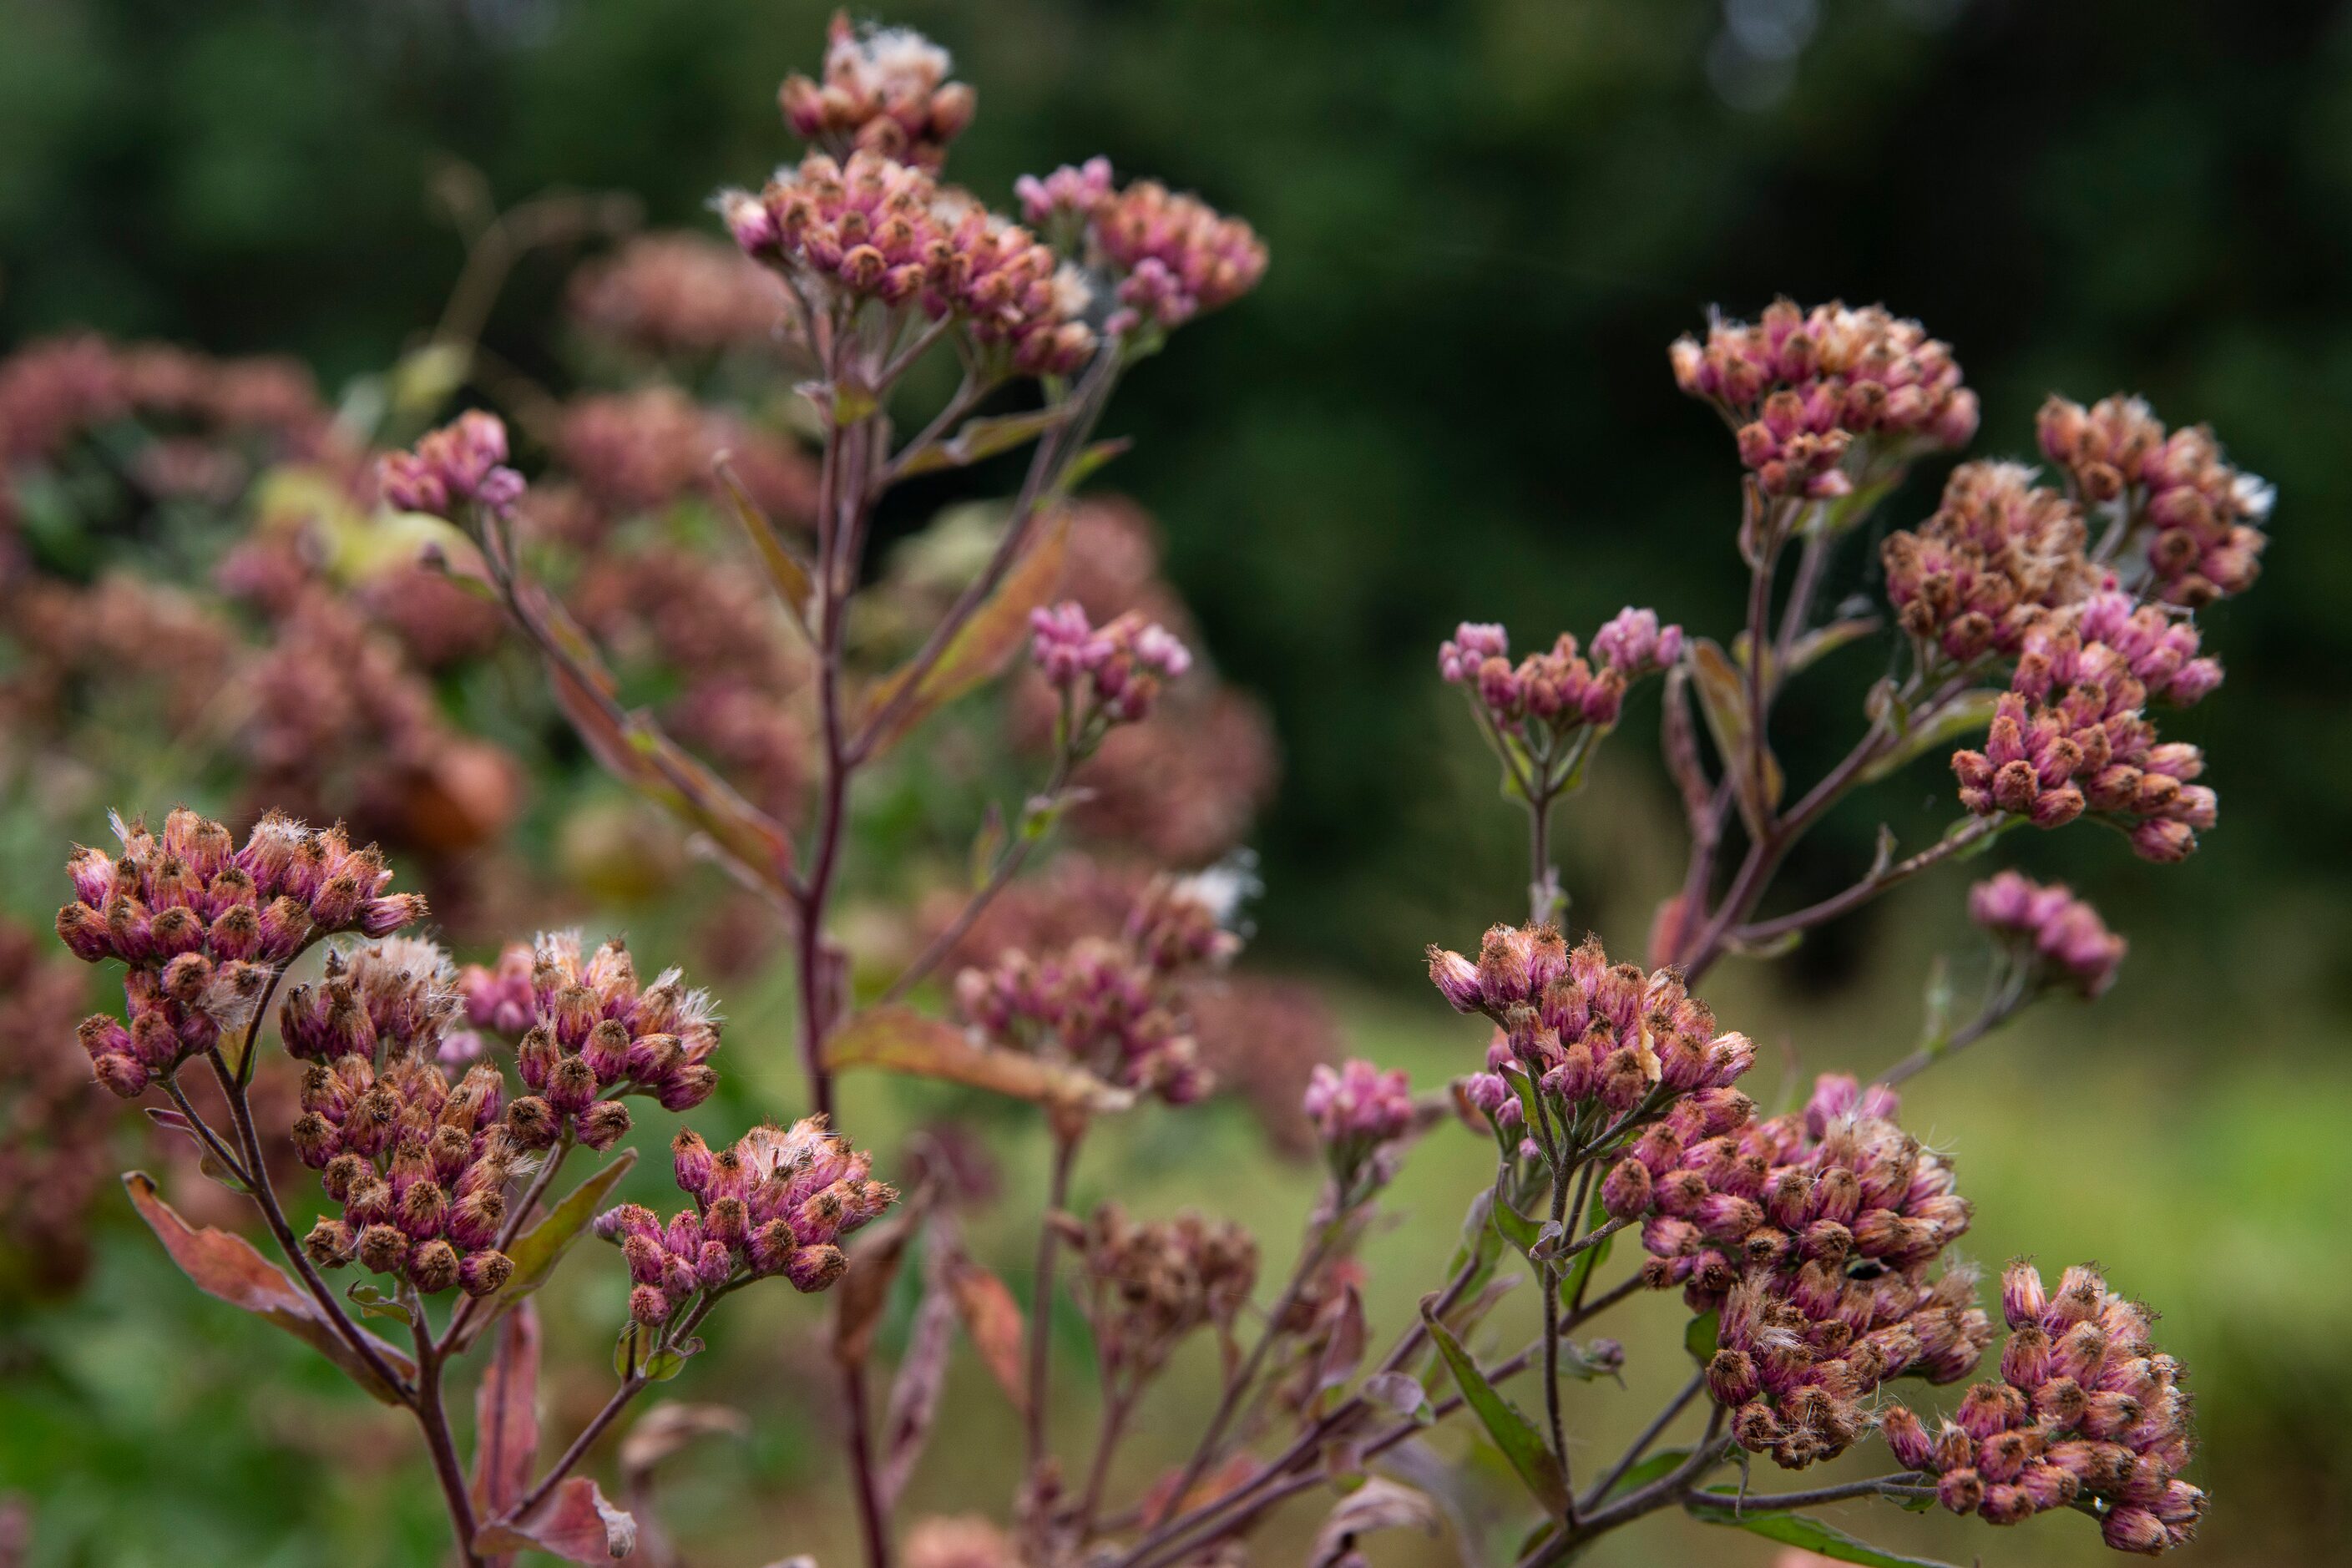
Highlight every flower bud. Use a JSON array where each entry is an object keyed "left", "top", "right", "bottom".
[
  {"left": 410, "top": 1238, "right": 461, "bottom": 1294},
  {"left": 577, "top": 1100, "right": 633, "bottom": 1151},
  {"left": 1601, "top": 1156, "right": 1652, "bottom": 1221},
  {"left": 1707, "top": 1348, "right": 1758, "bottom": 1406},
  {"left": 304, "top": 1217, "right": 356, "bottom": 1268},
  {"left": 630, "top": 1283, "right": 670, "bottom": 1325},
  {"left": 459, "top": 1250, "right": 513, "bottom": 1297},
  {"left": 357, "top": 1222, "right": 408, "bottom": 1275}
]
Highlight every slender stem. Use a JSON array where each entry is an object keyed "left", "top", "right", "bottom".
[
  {"left": 1541, "top": 1151, "right": 1576, "bottom": 1517},
  {"left": 1698, "top": 1474, "right": 1934, "bottom": 1511},
  {"left": 1026, "top": 1131, "right": 1080, "bottom": 1478},
  {"left": 410, "top": 1317, "right": 484, "bottom": 1568},
  {"left": 441, "top": 1132, "right": 574, "bottom": 1355},
  {"left": 1581, "top": 1368, "right": 1703, "bottom": 1510},
  {"left": 1526, "top": 789, "right": 1556, "bottom": 928},
  {"left": 160, "top": 1075, "right": 253, "bottom": 1187},
  {"left": 1166, "top": 1222, "right": 1333, "bottom": 1510},
  {"left": 505, "top": 1295, "right": 722, "bottom": 1524},
  {"left": 1729, "top": 817, "right": 1999, "bottom": 952},
  {"left": 1074, "top": 1388, "right": 1133, "bottom": 1539},
  {"left": 881, "top": 368, "right": 992, "bottom": 483},
  {"left": 1566, "top": 1271, "right": 1645, "bottom": 1326},
  {"left": 1562, "top": 1159, "right": 1599, "bottom": 1315},
  {"left": 1877, "top": 967, "right": 2030, "bottom": 1089},
  {"left": 203, "top": 1046, "right": 412, "bottom": 1402},
  {"left": 842, "top": 1358, "right": 890, "bottom": 1568},
  {"left": 881, "top": 749, "right": 1078, "bottom": 1006}
]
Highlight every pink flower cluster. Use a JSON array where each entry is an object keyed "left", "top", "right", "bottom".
[
  {"left": 279, "top": 936, "right": 465, "bottom": 1065},
  {"left": 956, "top": 879, "right": 1238, "bottom": 1104},
  {"left": 1302, "top": 1058, "right": 1414, "bottom": 1190},
  {"left": 1433, "top": 927, "right": 1753, "bottom": 1127},
  {"left": 1633, "top": 1075, "right": 1991, "bottom": 1469},
  {"left": 599, "top": 1119, "right": 898, "bottom": 1318},
  {"left": 1670, "top": 300, "right": 1980, "bottom": 498},
  {"left": 1883, "top": 463, "right": 2097, "bottom": 665},
  {"left": 1954, "top": 597, "right": 2218, "bottom": 860},
  {"left": 1880, "top": 1262, "right": 2202, "bottom": 1553},
  {"left": 1437, "top": 609, "right": 1682, "bottom": 738},
  {"left": 2039, "top": 394, "right": 2269, "bottom": 607},
  {"left": 777, "top": 13, "right": 976, "bottom": 171},
  {"left": 1029, "top": 600, "right": 1193, "bottom": 726},
  {"left": 58, "top": 808, "right": 427, "bottom": 1096},
  {"left": 925, "top": 200, "right": 1097, "bottom": 374},
  {"left": 377, "top": 410, "right": 524, "bottom": 520},
  {"left": 1090, "top": 179, "right": 1270, "bottom": 334},
  {"left": 454, "top": 931, "right": 722, "bottom": 1150},
  {"left": 1014, "top": 156, "right": 1115, "bottom": 231},
  {"left": 1968, "top": 873, "right": 2127, "bottom": 998},
  {"left": 567, "top": 233, "right": 790, "bottom": 359},
  {"left": 293, "top": 1049, "right": 518, "bottom": 1298}
]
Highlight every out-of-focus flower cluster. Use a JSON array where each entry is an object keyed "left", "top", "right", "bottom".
[
  {"left": 1029, "top": 599, "right": 1191, "bottom": 735},
  {"left": 1880, "top": 1262, "right": 2201, "bottom": 1553},
  {"left": 377, "top": 411, "right": 524, "bottom": 522},
  {"left": 1075, "top": 1204, "right": 1258, "bottom": 1387},
  {"left": 1302, "top": 1057, "right": 1415, "bottom": 1196},
  {"left": 454, "top": 931, "right": 721, "bottom": 1148},
  {"left": 1884, "top": 463, "right": 2097, "bottom": 666},
  {"left": 1439, "top": 609, "right": 1681, "bottom": 743},
  {"left": 0, "top": 918, "right": 115, "bottom": 1293},
  {"left": 1968, "top": 872, "right": 2127, "bottom": 998},
  {"left": 597, "top": 1119, "right": 896, "bottom": 1321},
  {"left": 955, "top": 875, "right": 1239, "bottom": 1103},
  {"left": 1670, "top": 300, "right": 1978, "bottom": 498},
  {"left": 1643, "top": 1075, "right": 1991, "bottom": 1469},
  {"left": 58, "top": 809, "right": 427, "bottom": 1096},
  {"left": 2038, "top": 394, "right": 2269, "bottom": 608},
  {"left": 568, "top": 233, "right": 792, "bottom": 361}
]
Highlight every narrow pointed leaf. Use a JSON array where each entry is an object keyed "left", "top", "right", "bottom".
[
  {"left": 1691, "top": 638, "right": 1783, "bottom": 833},
  {"left": 1684, "top": 1496, "right": 1962, "bottom": 1567},
  {"left": 878, "top": 1277, "right": 957, "bottom": 1505},
  {"left": 832, "top": 1206, "right": 923, "bottom": 1369},
  {"left": 1858, "top": 690, "right": 2002, "bottom": 784},
  {"left": 711, "top": 452, "right": 813, "bottom": 632},
  {"left": 1596, "top": 1445, "right": 1694, "bottom": 1503},
  {"left": 456, "top": 1150, "right": 638, "bottom": 1352},
  {"left": 941, "top": 1248, "right": 1029, "bottom": 1414},
  {"left": 122, "top": 1171, "right": 415, "bottom": 1404},
  {"left": 826, "top": 1005, "right": 1133, "bottom": 1119},
  {"left": 893, "top": 407, "right": 1069, "bottom": 478},
  {"left": 472, "top": 1302, "right": 541, "bottom": 1521},
  {"left": 1419, "top": 1297, "right": 1568, "bottom": 1517}
]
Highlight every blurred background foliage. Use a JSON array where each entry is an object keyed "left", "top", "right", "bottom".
[{"left": 3, "top": 0, "right": 2349, "bottom": 1564}]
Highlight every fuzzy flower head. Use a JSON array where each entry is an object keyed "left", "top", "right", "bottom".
[
  {"left": 459, "top": 932, "right": 723, "bottom": 1153},
  {"left": 378, "top": 411, "right": 525, "bottom": 521},
  {"left": 1968, "top": 873, "right": 2127, "bottom": 999},
  {"left": 601, "top": 1116, "right": 896, "bottom": 1321},
  {"left": 1883, "top": 463, "right": 2097, "bottom": 666},
  {"left": 1014, "top": 156, "right": 1115, "bottom": 245},
  {"left": 1438, "top": 612, "right": 1679, "bottom": 743},
  {"left": 1612, "top": 1074, "right": 1990, "bottom": 1470},
  {"left": 292, "top": 1043, "right": 517, "bottom": 1299},
  {"left": 1072, "top": 172, "right": 1267, "bottom": 338},
  {"left": 1881, "top": 1260, "right": 2201, "bottom": 1552},
  {"left": 1030, "top": 600, "right": 1192, "bottom": 732},
  {"left": 1077, "top": 1204, "right": 1258, "bottom": 1385},
  {"left": 278, "top": 936, "right": 462, "bottom": 1065},
  {"left": 2039, "top": 393, "right": 2269, "bottom": 608},
  {"left": 1672, "top": 299, "right": 1978, "bottom": 499},
  {"left": 1303, "top": 1058, "right": 1415, "bottom": 1194},
  {"left": 922, "top": 200, "right": 1098, "bottom": 375},
  {"left": 778, "top": 13, "right": 975, "bottom": 171},
  {"left": 58, "top": 808, "right": 427, "bottom": 1097}
]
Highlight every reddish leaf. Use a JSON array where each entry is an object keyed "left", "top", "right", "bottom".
[
  {"left": 826, "top": 1006, "right": 1132, "bottom": 1124},
  {"left": 940, "top": 1247, "right": 1029, "bottom": 1415},
  {"left": 832, "top": 1204, "right": 923, "bottom": 1369},
  {"left": 475, "top": 1478, "right": 637, "bottom": 1563},
  {"left": 472, "top": 1302, "right": 541, "bottom": 1522},
  {"left": 861, "top": 506, "right": 1072, "bottom": 753},
  {"left": 711, "top": 453, "right": 813, "bottom": 634},
  {"left": 620, "top": 1401, "right": 750, "bottom": 1482},
  {"left": 878, "top": 1273, "right": 958, "bottom": 1505},
  {"left": 1313, "top": 1282, "right": 1368, "bottom": 1396},
  {"left": 123, "top": 1171, "right": 414, "bottom": 1404}
]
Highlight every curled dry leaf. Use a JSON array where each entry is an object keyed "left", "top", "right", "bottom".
[{"left": 474, "top": 1477, "right": 637, "bottom": 1563}]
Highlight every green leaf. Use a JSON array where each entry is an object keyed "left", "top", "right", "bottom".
[
  {"left": 1684, "top": 1496, "right": 1962, "bottom": 1568},
  {"left": 455, "top": 1150, "right": 638, "bottom": 1352},
  {"left": 1690, "top": 638, "right": 1783, "bottom": 835},
  {"left": 1054, "top": 436, "right": 1130, "bottom": 493},
  {"left": 1857, "top": 690, "right": 2002, "bottom": 784},
  {"left": 614, "top": 1323, "right": 693, "bottom": 1383},
  {"left": 1419, "top": 1297, "right": 1568, "bottom": 1518},
  {"left": 1597, "top": 1446, "right": 1695, "bottom": 1503},
  {"left": 1684, "top": 1308, "right": 1720, "bottom": 1366},
  {"left": 1490, "top": 1196, "right": 1545, "bottom": 1259},
  {"left": 893, "top": 407, "right": 1070, "bottom": 478},
  {"left": 711, "top": 453, "right": 813, "bottom": 633},
  {"left": 346, "top": 1282, "right": 415, "bottom": 1325}
]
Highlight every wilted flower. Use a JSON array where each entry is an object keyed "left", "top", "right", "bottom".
[
  {"left": 1077, "top": 1204, "right": 1258, "bottom": 1385},
  {"left": 58, "top": 808, "right": 427, "bottom": 1096},
  {"left": 1968, "top": 873, "right": 2127, "bottom": 998},
  {"left": 1882, "top": 1261, "right": 2201, "bottom": 1553}
]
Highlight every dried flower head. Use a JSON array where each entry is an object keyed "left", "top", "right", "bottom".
[
  {"left": 779, "top": 13, "right": 975, "bottom": 170},
  {"left": 1078, "top": 1203, "right": 1258, "bottom": 1385},
  {"left": 58, "top": 808, "right": 427, "bottom": 1096}
]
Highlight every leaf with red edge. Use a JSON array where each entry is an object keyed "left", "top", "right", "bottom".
[
  {"left": 860, "top": 506, "right": 1072, "bottom": 754},
  {"left": 474, "top": 1478, "right": 637, "bottom": 1563},
  {"left": 826, "top": 1006, "right": 1132, "bottom": 1123},
  {"left": 940, "top": 1247, "right": 1029, "bottom": 1415},
  {"left": 122, "top": 1171, "right": 414, "bottom": 1404},
  {"left": 471, "top": 1302, "right": 541, "bottom": 1523}
]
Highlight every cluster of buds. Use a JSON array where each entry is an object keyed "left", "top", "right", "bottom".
[
  {"left": 2038, "top": 394, "right": 2269, "bottom": 607},
  {"left": 1088, "top": 179, "right": 1270, "bottom": 336},
  {"left": 1302, "top": 1058, "right": 1416, "bottom": 1196},
  {"left": 455, "top": 931, "right": 721, "bottom": 1150},
  {"left": 1879, "top": 1262, "right": 2201, "bottom": 1553},
  {"left": 377, "top": 411, "right": 525, "bottom": 521},
  {"left": 923, "top": 199, "right": 1098, "bottom": 375},
  {"left": 1625, "top": 1075, "right": 1992, "bottom": 1469},
  {"left": 295, "top": 1051, "right": 517, "bottom": 1298},
  {"left": 278, "top": 936, "right": 467, "bottom": 1065},
  {"left": 1438, "top": 609, "right": 1682, "bottom": 742},
  {"left": 58, "top": 809, "right": 427, "bottom": 1096},
  {"left": 1671, "top": 300, "right": 1979, "bottom": 498},
  {"left": 777, "top": 13, "right": 975, "bottom": 170},
  {"left": 1954, "top": 597, "right": 2218, "bottom": 860},
  {"left": 567, "top": 233, "right": 790, "bottom": 359},
  {"left": 599, "top": 1120, "right": 896, "bottom": 1320},
  {"left": 1014, "top": 156, "right": 1115, "bottom": 244},
  {"left": 1029, "top": 600, "right": 1193, "bottom": 736},
  {"left": 1435, "top": 927, "right": 1753, "bottom": 1141},
  {"left": 1968, "top": 873, "right": 2127, "bottom": 999},
  {"left": 955, "top": 878, "right": 1238, "bottom": 1104},
  {"left": 1882, "top": 463, "right": 2097, "bottom": 665},
  {"left": 1075, "top": 1204, "right": 1258, "bottom": 1386}
]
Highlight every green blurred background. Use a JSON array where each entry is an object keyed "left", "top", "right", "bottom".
[{"left": 3, "top": 1, "right": 2349, "bottom": 1564}]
